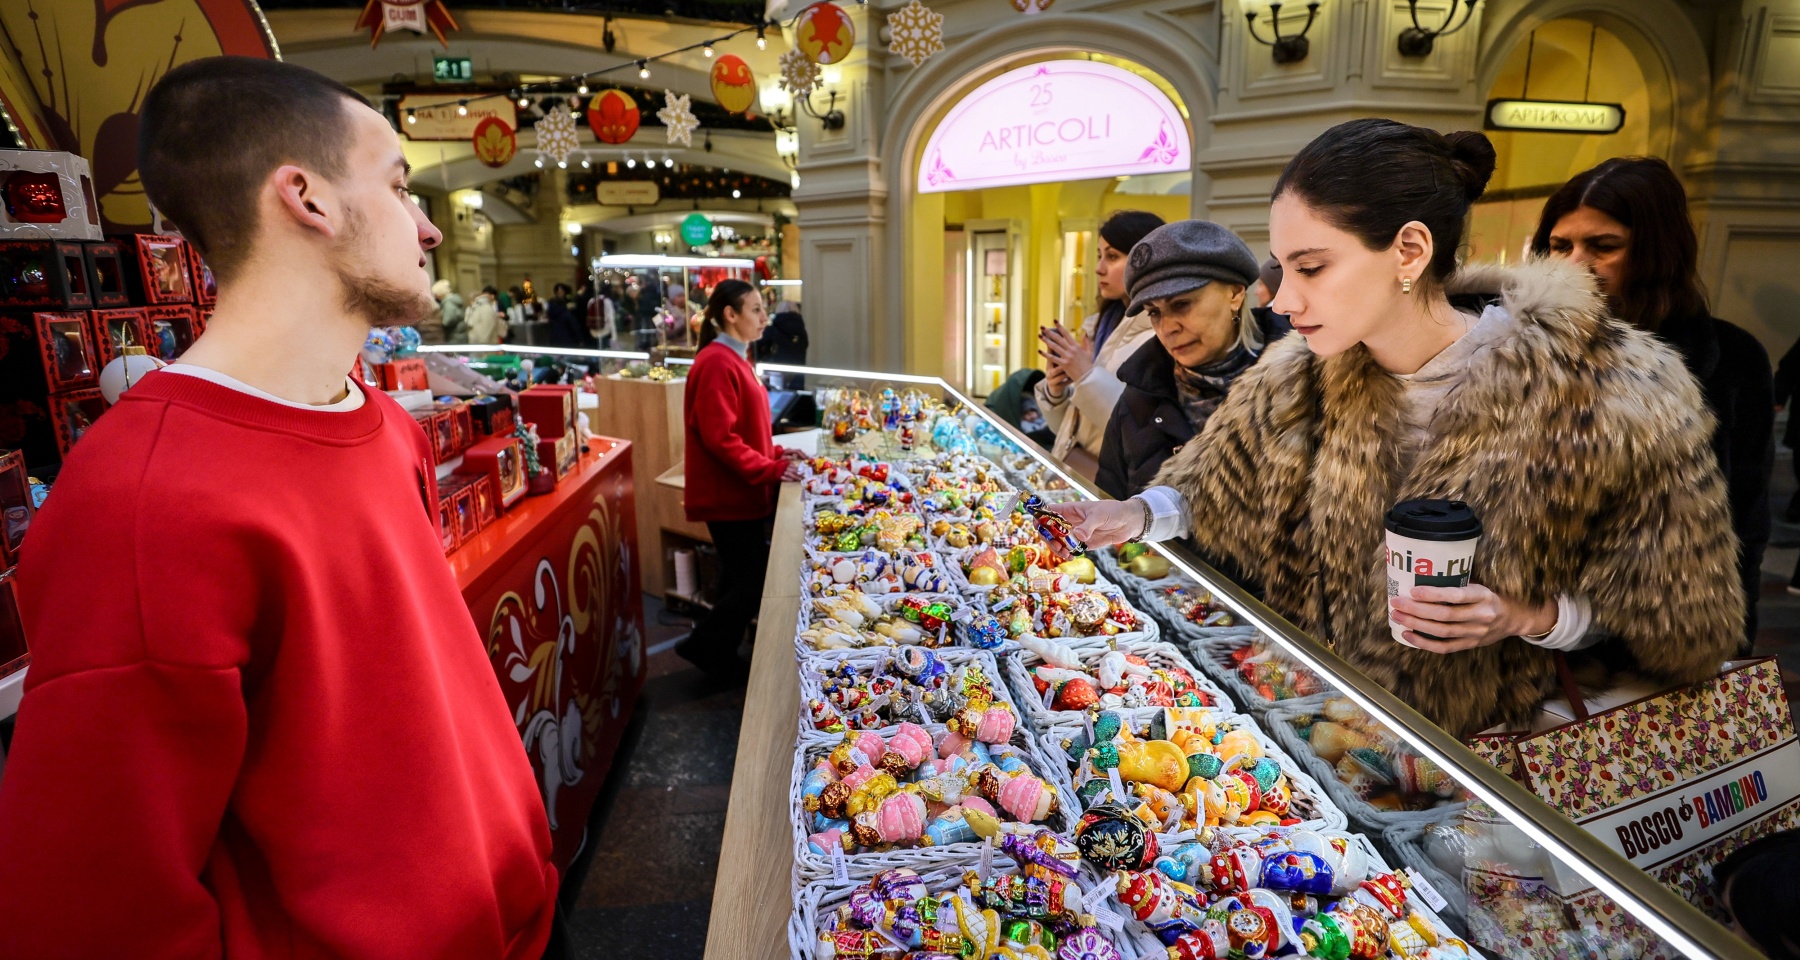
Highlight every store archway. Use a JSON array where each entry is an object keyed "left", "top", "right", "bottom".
[
  {"left": 1468, "top": 1, "right": 1706, "bottom": 262},
  {"left": 878, "top": 16, "right": 1214, "bottom": 385}
]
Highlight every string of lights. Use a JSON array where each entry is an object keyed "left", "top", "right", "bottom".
[{"left": 400, "top": 20, "right": 774, "bottom": 125}]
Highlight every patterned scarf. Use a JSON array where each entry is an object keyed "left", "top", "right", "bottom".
[{"left": 1171, "top": 343, "right": 1258, "bottom": 433}]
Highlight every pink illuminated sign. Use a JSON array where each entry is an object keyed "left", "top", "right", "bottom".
[{"left": 917, "top": 60, "right": 1190, "bottom": 193}]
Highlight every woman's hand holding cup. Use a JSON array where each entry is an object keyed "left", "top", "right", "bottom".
[
  {"left": 1390, "top": 585, "right": 1558, "bottom": 654},
  {"left": 1045, "top": 499, "right": 1146, "bottom": 547}
]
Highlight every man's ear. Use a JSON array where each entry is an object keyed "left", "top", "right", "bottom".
[{"left": 269, "top": 164, "right": 339, "bottom": 240}]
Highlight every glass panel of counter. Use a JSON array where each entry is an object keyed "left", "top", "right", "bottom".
[{"left": 756, "top": 364, "right": 1768, "bottom": 960}]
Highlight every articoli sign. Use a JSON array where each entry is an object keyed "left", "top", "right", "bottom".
[
  {"left": 1484, "top": 98, "right": 1626, "bottom": 135},
  {"left": 917, "top": 60, "right": 1191, "bottom": 193}
]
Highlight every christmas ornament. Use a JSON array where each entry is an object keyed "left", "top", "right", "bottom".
[
  {"left": 354, "top": 0, "right": 459, "bottom": 48},
  {"left": 586, "top": 90, "right": 640, "bottom": 145},
  {"left": 709, "top": 55, "right": 758, "bottom": 115},
  {"left": 471, "top": 117, "right": 517, "bottom": 168},
  {"left": 886, "top": 0, "right": 944, "bottom": 67},
  {"left": 656, "top": 91, "right": 700, "bottom": 147},
  {"left": 533, "top": 106, "right": 580, "bottom": 166},
  {"left": 779, "top": 46, "right": 824, "bottom": 98},
  {"left": 1009, "top": 0, "right": 1054, "bottom": 13},
  {"left": 795, "top": 1, "right": 856, "bottom": 64}
]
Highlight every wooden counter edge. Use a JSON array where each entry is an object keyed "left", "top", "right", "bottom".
[{"left": 704, "top": 482, "right": 804, "bottom": 960}]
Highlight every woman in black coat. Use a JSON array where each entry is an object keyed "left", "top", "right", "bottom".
[
  {"left": 1096, "top": 220, "right": 1289, "bottom": 500},
  {"left": 756, "top": 300, "right": 809, "bottom": 366},
  {"left": 1535, "top": 157, "right": 1774, "bottom": 647}
]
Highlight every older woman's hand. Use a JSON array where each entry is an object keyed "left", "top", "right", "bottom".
[{"left": 1390, "top": 585, "right": 1558, "bottom": 654}]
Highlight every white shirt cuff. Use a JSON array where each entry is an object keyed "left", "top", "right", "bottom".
[
  {"left": 1526, "top": 594, "right": 1598, "bottom": 651},
  {"left": 1136, "top": 486, "right": 1191, "bottom": 543}
]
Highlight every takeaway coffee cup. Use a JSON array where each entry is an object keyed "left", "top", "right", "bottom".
[{"left": 1384, "top": 498, "right": 1482, "bottom": 647}]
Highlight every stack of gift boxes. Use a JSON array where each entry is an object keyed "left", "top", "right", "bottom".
[
  {"left": 431, "top": 384, "right": 582, "bottom": 556},
  {"left": 0, "top": 150, "right": 214, "bottom": 470}
]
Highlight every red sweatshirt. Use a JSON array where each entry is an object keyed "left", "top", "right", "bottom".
[
  {"left": 0, "top": 372, "right": 557, "bottom": 959},
  {"left": 683, "top": 340, "right": 789, "bottom": 522}
]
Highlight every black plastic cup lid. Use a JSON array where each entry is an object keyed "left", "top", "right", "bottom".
[{"left": 1385, "top": 498, "right": 1482, "bottom": 542}]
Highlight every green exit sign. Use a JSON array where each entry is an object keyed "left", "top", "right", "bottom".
[{"left": 432, "top": 57, "right": 473, "bottom": 83}]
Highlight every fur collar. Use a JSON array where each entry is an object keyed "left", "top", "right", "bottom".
[{"left": 1445, "top": 256, "right": 1608, "bottom": 361}]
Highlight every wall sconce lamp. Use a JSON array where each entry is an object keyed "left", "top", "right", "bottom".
[
  {"left": 1245, "top": 2, "right": 1321, "bottom": 65},
  {"left": 1397, "top": 0, "right": 1477, "bottom": 57}
]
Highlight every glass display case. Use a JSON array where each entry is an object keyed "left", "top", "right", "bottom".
[
  {"left": 591, "top": 254, "right": 756, "bottom": 358},
  {"left": 752, "top": 362, "right": 1767, "bottom": 960}
]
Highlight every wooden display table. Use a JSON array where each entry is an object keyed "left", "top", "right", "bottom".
[
  {"left": 704, "top": 482, "right": 804, "bottom": 960},
  {"left": 586, "top": 375, "right": 711, "bottom": 600},
  {"left": 451, "top": 438, "right": 647, "bottom": 874}
]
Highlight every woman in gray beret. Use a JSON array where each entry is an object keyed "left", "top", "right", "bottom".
[{"left": 1093, "top": 220, "right": 1290, "bottom": 499}]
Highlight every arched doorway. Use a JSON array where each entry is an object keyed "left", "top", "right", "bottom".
[
  {"left": 899, "top": 53, "right": 1194, "bottom": 393},
  {"left": 1467, "top": 14, "right": 1683, "bottom": 263}
]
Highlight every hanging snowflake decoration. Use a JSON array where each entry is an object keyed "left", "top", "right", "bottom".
[
  {"left": 779, "top": 46, "right": 823, "bottom": 96},
  {"left": 534, "top": 105, "right": 580, "bottom": 166},
  {"left": 657, "top": 91, "right": 699, "bottom": 147},
  {"left": 886, "top": 0, "right": 943, "bottom": 67}
]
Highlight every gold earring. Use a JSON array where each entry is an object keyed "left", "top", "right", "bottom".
[{"left": 1401, "top": 277, "right": 1414, "bottom": 294}]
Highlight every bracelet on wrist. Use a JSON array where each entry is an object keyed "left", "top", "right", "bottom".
[{"left": 1126, "top": 498, "right": 1153, "bottom": 543}]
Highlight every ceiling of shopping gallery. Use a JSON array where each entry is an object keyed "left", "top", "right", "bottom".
[{"left": 260, "top": 1, "right": 794, "bottom": 197}]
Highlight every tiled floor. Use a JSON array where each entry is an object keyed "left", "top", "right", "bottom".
[{"left": 564, "top": 436, "right": 1800, "bottom": 956}]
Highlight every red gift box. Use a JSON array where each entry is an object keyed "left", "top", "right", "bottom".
[
  {"left": 457, "top": 435, "right": 527, "bottom": 509},
  {"left": 452, "top": 403, "right": 473, "bottom": 452},
  {"left": 48, "top": 387, "right": 106, "bottom": 459},
  {"left": 430, "top": 410, "right": 457, "bottom": 463},
  {"left": 82, "top": 241, "right": 129, "bottom": 308},
  {"left": 188, "top": 243, "right": 217, "bottom": 306},
  {"left": 537, "top": 432, "right": 576, "bottom": 481},
  {"left": 377, "top": 357, "right": 428, "bottom": 392},
  {"left": 89, "top": 307, "right": 149, "bottom": 365},
  {"left": 35, "top": 310, "right": 99, "bottom": 391},
  {"left": 518, "top": 384, "right": 577, "bottom": 439},
  {"left": 144, "top": 304, "right": 199, "bottom": 361},
  {"left": 0, "top": 241, "right": 92, "bottom": 309},
  {"left": 472, "top": 474, "right": 498, "bottom": 527},
  {"left": 121, "top": 234, "right": 193, "bottom": 304},
  {"left": 451, "top": 482, "right": 480, "bottom": 543},
  {"left": 0, "top": 567, "right": 28, "bottom": 681},
  {"left": 437, "top": 490, "right": 459, "bottom": 556},
  {"left": 0, "top": 448, "right": 33, "bottom": 568}
]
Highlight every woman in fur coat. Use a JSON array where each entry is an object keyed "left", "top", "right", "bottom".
[{"left": 1053, "top": 119, "right": 1741, "bottom": 736}]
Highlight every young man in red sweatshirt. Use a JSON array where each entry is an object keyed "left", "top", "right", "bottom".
[{"left": 0, "top": 58, "right": 560, "bottom": 958}]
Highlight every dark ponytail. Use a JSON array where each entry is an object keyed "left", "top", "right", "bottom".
[
  {"left": 698, "top": 278, "right": 758, "bottom": 349},
  {"left": 1272, "top": 119, "right": 1496, "bottom": 289}
]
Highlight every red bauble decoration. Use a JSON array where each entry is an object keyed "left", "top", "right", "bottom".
[
  {"left": 709, "top": 55, "right": 757, "bottom": 115},
  {"left": 586, "top": 89, "right": 640, "bottom": 145}
]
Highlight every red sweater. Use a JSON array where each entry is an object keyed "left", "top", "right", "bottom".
[
  {"left": 0, "top": 372, "right": 557, "bottom": 959},
  {"left": 683, "top": 341, "right": 788, "bottom": 522}
]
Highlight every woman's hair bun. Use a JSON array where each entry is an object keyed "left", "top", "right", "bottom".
[{"left": 1443, "top": 130, "right": 1497, "bottom": 202}]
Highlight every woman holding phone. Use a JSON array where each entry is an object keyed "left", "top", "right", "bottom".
[
  {"left": 1035, "top": 210, "right": 1165, "bottom": 478},
  {"left": 1051, "top": 119, "right": 1740, "bottom": 736}
]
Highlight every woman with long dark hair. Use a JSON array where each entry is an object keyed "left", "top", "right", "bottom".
[
  {"left": 677, "top": 279, "right": 804, "bottom": 679},
  {"left": 1034, "top": 210, "right": 1166, "bottom": 478},
  {"left": 1050, "top": 120, "right": 1740, "bottom": 736},
  {"left": 1532, "top": 157, "right": 1773, "bottom": 647}
]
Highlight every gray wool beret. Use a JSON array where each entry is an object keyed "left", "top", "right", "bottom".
[{"left": 1124, "top": 220, "right": 1261, "bottom": 316}]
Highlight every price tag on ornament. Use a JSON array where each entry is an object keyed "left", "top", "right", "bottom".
[
  {"left": 978, "top": 836, "right": 995, "bottom": 881},
  {"left": 1107, "top": 767, "right": 1127, "bottom": 805},
  {"left": 848, "top": 748, "right": 871, "bottom": 769},
  {"left": 1082, "top": 711, "right": 1094, "bottom": 741},
  {"left": 1082, "top": 881, "right": 1127, "bottom": 935},
  {"left": 1403, "top": 867, "right": 1450, "bottom": 913},
  {"left": 831, "top": 842, "right": 850, "bottom": 884}
]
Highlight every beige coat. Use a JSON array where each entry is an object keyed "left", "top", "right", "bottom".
[
  {"left": 1154, "top": 258, "right": 1741, "bottom": 735},
  {"left": 1035, "top": 308, "right": 1157, "bottom": 476},
  {"left": 462, "top": 294, "right": 506, "bottom": 345}
]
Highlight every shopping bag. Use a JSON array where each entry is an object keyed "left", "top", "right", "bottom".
[{"left": 1457, "top": 657, "right": 1800, "bottom": 959}]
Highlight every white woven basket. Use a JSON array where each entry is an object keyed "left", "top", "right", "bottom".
[
  {"left": 794, "top": 591, "right": 970, "bottom": 658},
  {"left": 790, "top": 721, "right": 1081, "bottom": 886},
  {"left": 1002, "top": 638, "right": 1236, "bottom": 733},
  {"left": 797, "top": 461, "right": 918, "bottom": 506},
  {"left": 1129, "top": 571, "right": 1260, "bottom": 637},
  {"left": 1035, "top": 710, "right": 1349, "bottom": 833},
  {"left": 1179, "top": 632, "right": 1333, "bottom": 719},
  {"left": 794, "top": 646, "right": 1019, "bottom": 740},
  {"left": 1263, "top": 704, "right": 1471, "bottom": 834},
  {"left": 799, "top": 547, "right": 959, "bottom": 598}
]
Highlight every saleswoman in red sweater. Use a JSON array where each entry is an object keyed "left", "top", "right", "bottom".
[{"left": 678, "top": 280, "right": 804, "bottom": 679}]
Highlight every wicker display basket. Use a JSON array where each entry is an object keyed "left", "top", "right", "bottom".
[
  {"left": 1262, "top": 704, "right": 1470, "bottom": 835},
  {"left": 793, "top": 591, "right": 970, "bottom": 658},
  {"left": 1180, "top": 632, "right": 1332, "bottom": 719},
  {"left": 1382, "top": 805, "right": 1474, "bottom": 931},
  {"left": 1127, "top": 570, "right": 1262, "bottom": 641},
  {"left": 790, "top": 721, "right": 1082, "bottom": 885},
  {"left": 797, "top": 462, "right": 917, "bottom": 505},
  {"left": 1035, "top": 711, "right": 1349, "bottom": 833},
  {"left": 795, "top": 645, "right": 1019, "bottom": 740},
  {"left": 799, "top": 547, "right": 961, "bottom": 599},
  {"left": 1002, "top": 638, "right": 1235, "bottom": 734}
]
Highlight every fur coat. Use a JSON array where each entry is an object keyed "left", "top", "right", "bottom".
[{"left": 1152, "top": 258, "right": 1743, "bottom": 736}]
